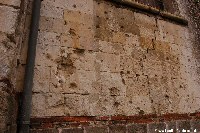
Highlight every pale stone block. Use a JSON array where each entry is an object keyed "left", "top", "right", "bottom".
[
  {"left": 40, "top": 1, "right": 64, "bottom": 19},
  {"left": 33, "top": 65, "right": 50, "bottom": 93},
  {"left": 0, "top": 0, "right": 21, "bottom": 7},
  {"left": 32, "top": 93, "right": 47, "bottom": 117},
  {"left": 64, "top": 94, "right": 90, "bottom": 116},
  {"left": 0, "top": 6, "right": 19, "bottom": 34},
  {"left": 38, "top": 31, "right": 60, "bottom": 46},
  {"left": 126, "top": 96, "right": 153, "bottom": 115},
  {"left": 99, "top": 72, "right": 126, "bottom": 97},
  {"left": 76, "top": 69, "right": 96, "bottom": 94},
  {"left": 35, "top": 44, "right": 60, "bottom": 67},
  {"left": 96, "top": 53, "right": 120, "bottom": 73},
  {"left": 134, "top": 12, "right": 157, "bottom": 38},
  {"left": 89, "top": 95, "right": 116, "bottom": 116},
  {"left": 74, "top": 52, "right": 96, "bottom": 71},
  {"left": 47, "top": 93, "right": 64, "bottom": 107},
  {"left": 39, "top": 17, "right": 68, "bottom": 33}
]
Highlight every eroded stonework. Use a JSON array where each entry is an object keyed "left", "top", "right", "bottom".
[{"left": 17, "top": 0, "right": 200, "bottom": 117}]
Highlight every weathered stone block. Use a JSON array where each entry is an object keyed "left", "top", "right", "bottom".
[
  {"left": 96, "top": 53, "right": 120, "bottom": 73},
  {"left": 0, "top": 6, "right": 19, "bottom": 34},
  {"left": 0, "top": 0, "right": 21, "bottom": 7},
  {"left": 46, "top": 93, "right": 64, "bottom": 107},
  {"left": 41, "top": 1, "right": 63, "bottom": 19},
  {"left": 30, "top": 129, "right": 58, "bottom": 133},
  {"left": 39, "top": 17, "right": 67, "bottom": 34},
  {"left": 127, "top": 124, "right": 147, "bottom": 133},
  {"left": 148, "top": 123, "right": 166, "bottom": 133},
  {"left": 191, "top": 120, "right": 200, "bottom": 133},
  {"left": 32, "top": 93, "right": 47, "bottom": 117},
  {"left": 62, "top": 128, "right": 83, "bottom": 133},
  {"left": 85, "top": 126, "right": 108, "bottom": 133},
  {"left": 166, "top": 121, "right": 176, "bottom": 133},
  {"left": 33, "top": 66, "right": 50, "bottom": 93},
  {"left": 109, "top": 125, "right": 126, "bottom": 133},
  {"left": 64, "top": 94, "right": 90, "bottom": 116},
  {"left": 134, "top": 12, "right": 157, "bottom": 38},
  {"left": 176, "top": 120, "right": 191, "bottom": 132}
]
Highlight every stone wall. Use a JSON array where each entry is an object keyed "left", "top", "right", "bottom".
[
  {"left": 22, "top": 0, "right": 200, "bottom": 117},
  {"left": 0, "top": 0, "right": 199, "bottom": 132},
  {"left": 30, "top": 113, "right": 200, "bottom": 133},
  {"left": 0, "top": 0, "right": 28, "bottom": 132}
]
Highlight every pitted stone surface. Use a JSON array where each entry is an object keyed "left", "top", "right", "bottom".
[{"left": 18, "top": 0, "right": 200, "bottom": 117}]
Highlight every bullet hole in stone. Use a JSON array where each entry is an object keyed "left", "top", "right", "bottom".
[
  {"left": 73, "top": 4, "right": 77, "bottom": 8},
  {"left": 136, "top": 74, "right": 140, "bottom": 77},
  {"left": 120, "top": 71, "right": 124, "bottom": 75},
  {"left": 7, "top": 34, "right": 16, "bottom": 43},
  {"left": 109, "top": 87, "right": 119, "bottom": 96},
  {"left": 97, "top": 16, "right": 99, "bottom": 18},
  {"left": 60, "top": 49, "right": 65, "bottom": 54},
  {"left": 70, "top": 82, "right": 77, "bottom": 88},
  {"left": 17, "top": 59, "right": 20, "bottom": 66},
  {"left": 151, "top": 99, "right": 153, "bottom": 103},
  {"left": 58, "top": 80, "right": 63, "bottom": 84},
  {"left": 122, "top": 78, "right": 125, "bottom": 85},
  {"left": 69, "top": 28, "right": 76, "bottom": 36},
  {"left": 166, "top": 57, "right": 169, "bottom": 60},
  {"left": 73, "top": 48, "right": 85, "bottom": 55},
  {"left": 64, "top": 21, "right": 67, "bottom": 25},
  {"left": 125, "top": 33, "right": 130, "bottom": 37},
  {"left": 114, "top": 102, "right": 120, "bottom": 107},
  {"left": 165, "top": 95, "right": 169, "bottom": 98},
  {"left": 139, "top": 110, "right": 144, "bottom": 115},
  {"left": 180, "top": 85, "right": 183, "bottom": 88},
  {"left": 127, "top": 71, "right": 130, "bottom": 74},
  {"left": 46, "top": 53, "right": 52, "bottom": 59},
  {"left": 96, "top": 25, "right": 100, "bottom": 28},
  {"left": 120, "top": 25, "right": 124, "bottom": 29},
  {"left": 56, "top": 56, "right": 75, "bottom": 73}
]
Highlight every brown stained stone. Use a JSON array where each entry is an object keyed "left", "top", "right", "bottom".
[
  {"left": 176, "top": 121, "right": 191, "bottom": 132},
  {"left": 109, "top": 125, "right": 126, "bottom": 133},
  {"left": 140, "top": 37, "right": 155, "bottom": 50},
  {"left": 148, "top": 123, "right": 166, "bottom": 133},
  {"left": 127, "top": 124, "right": 147, "bottom": 133},
  {"left": 62, "top": 128, "right": 83, "bottom": 133},
  {"left": 166, "top": 121, "right": 177, "bottom": 133},
  {"left": 191, "top": 120, "right": 200, "bottom": 132},
  {"left": 85, "top": 126, "right": 108, "bottom": 133},
  {"left": 30, "top": 129, "right": 58, "bottom": 133}
]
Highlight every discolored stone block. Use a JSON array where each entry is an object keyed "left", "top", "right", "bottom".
[
  {"left": 30, "top": 129, "right": 58, "bottom": 133},
  {"left": 127, "top": 124, "right": 147, "bottom": 133},
  {"left": 62, "top": 128, "right": 83, "bottom": 133},
  {"left": 109, "top": 125, "right": 126, "bottom": 133},
  {"left": 148, "top": 123, "right": 166, "bottom": 133},
  {"left": 85, "top": 126, "right": 108, "bottom": 133},
  {"left": 176, "top": 121, "right": 191, "bottom": 133},
  {"left": 191, "top": 120, "right": 200, "bottom": 133},
  {"left": 0, "top": 6, "right": 19, "bottom": 34}
]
